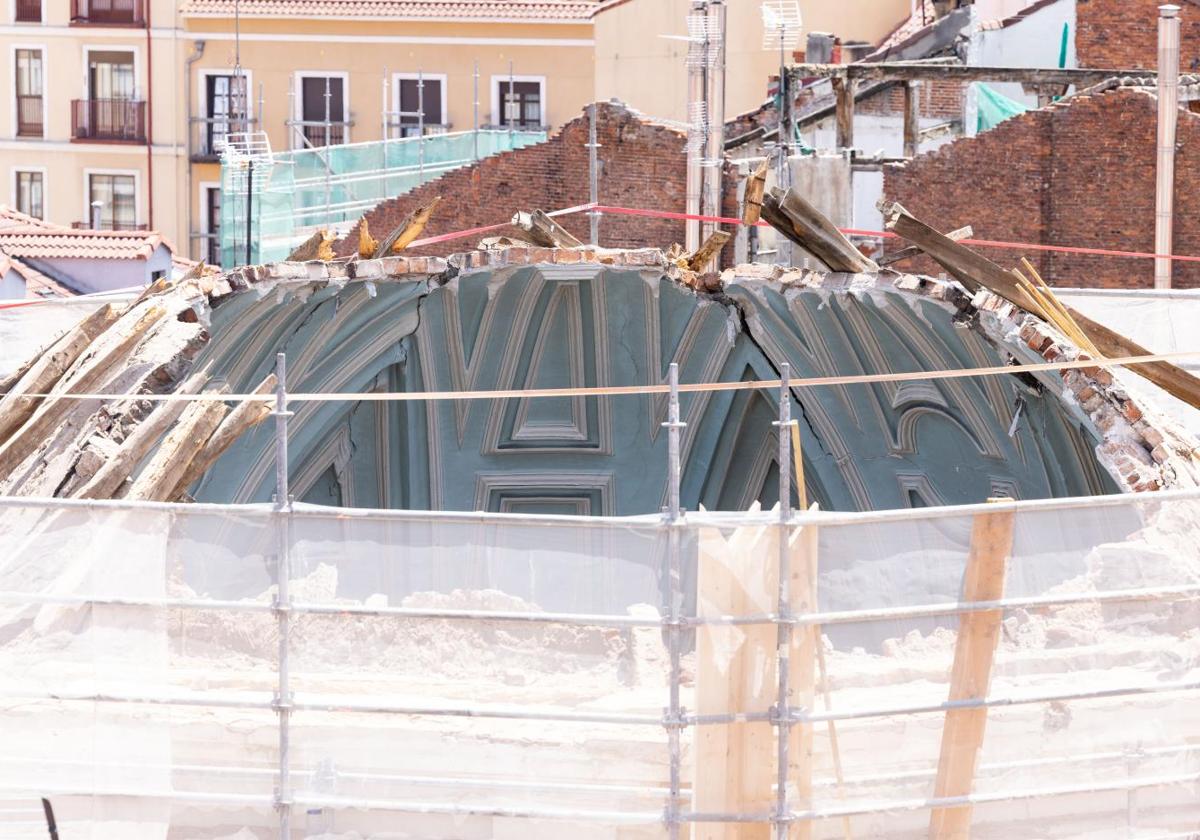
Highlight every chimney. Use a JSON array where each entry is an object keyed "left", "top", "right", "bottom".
[{"left": 1155, "top": 4, "right": 1181, "bottom": 289}]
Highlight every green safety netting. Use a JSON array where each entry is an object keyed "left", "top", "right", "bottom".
[
  {"left": 221, "top": 129, "right": 545, "bottom": 267},
  {"left": 976, "top": 83, "right": 1029, "bottom": 133}
]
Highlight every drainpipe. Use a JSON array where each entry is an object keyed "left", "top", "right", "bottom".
[
  {"left": 1155, "top": 4, "right": 1180, "bottom": 290},
  {"left": 685, "top": 1, "right": 706, "bottom": 252},
  {"left": 701, "top": 0, "right": 726, "bottom": 257},
  {"left": 145, "top": 0, "right": 154, "bottom": 230},
  {"left": 185, "top": 40, "right": 206, "bottom": 258}
]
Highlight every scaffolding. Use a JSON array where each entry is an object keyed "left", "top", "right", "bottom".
[{"left": 2, "top": 359, "right": 1200, "bottom": 839}]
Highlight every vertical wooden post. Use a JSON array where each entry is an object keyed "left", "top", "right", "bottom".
[
  {"left": 903, "top": 81, "right": 922, "bottom": 158},
  {"left": 832, "top": 77, "right": 856, "bottom": 152},
  {"left": 694, "top": 515, "right": 777, "bottom": 840},
  {"left": 929, "top": 504, "right": 1015, "bottom": 840}
]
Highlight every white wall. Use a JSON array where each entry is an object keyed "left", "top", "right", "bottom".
[
  {"left": 22, "top": 244, "right": 172, "bottom": 295},
  {"left": 973, "top": 0, "right": 1078, "bottom": 108},
  {"left": 0, "top": 268, "right": 26, "bottom": 301}
]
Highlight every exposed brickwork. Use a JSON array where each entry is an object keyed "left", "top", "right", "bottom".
[
  {"left": 884, "top": 88, "right": 1200, "bottom": 289},
  {"left": 855, "top": 79, "right": 963, "bottom": 118},
  {"left": 336, "top": 102, "right": 740, "bottom": 264},
  {"left": 1077, "top": 0, "right": 1200, "bottom": 71}
]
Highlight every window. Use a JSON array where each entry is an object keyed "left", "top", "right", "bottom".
[
  {"left": 203, "top": 73, "right": 249, "bottom": 155},
  {"left": 203, "top": 186, "right": 221, "bottom": 266},
  {"left": 88, "top": 173, "right": 136, "bottom": 229},
  {"left": 297, "top": 74, "right": 347, "bottom": 147},
  {"left": 88, "top": 50, "right": 135, "bottom": 100},
  {"left": 393, "top": 74, "right": 445, "bottom": 138},
  {"left": 15, "top": 48, "right": 43, "bottom": 137},
  {"left": 495, "top": 78, "right": 544, "bottom": 129},
  {"left": 15, "top": 171, "right": 43, "bottom": 219},
  {"left": 15, "top": 0, "right": 41, "bottom": 22}
]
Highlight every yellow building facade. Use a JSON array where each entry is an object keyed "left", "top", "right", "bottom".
[{"left": 2, "top": 0, "right": 909, "bottom": 265}]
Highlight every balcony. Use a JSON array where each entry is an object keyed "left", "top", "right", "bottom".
[
  {"left": 70, "top": 0, "right": 146, "bottom": 26},
  {"left": 72, "top": 221, "right": 148, "bottom": 231},
  {"left": 190, "top": 115, "right": 257, "bottom": 162},
  {"left": 15, "top": 0, "right": 41, "bottom": 22},
  {"left": 16, "top": 96, "right": 43, "bottom": 137},
  {"left": 72, "top": 98, "right": 146, "bottom": 143},
  {"left": 384, "top": 121, "right": 452, "bottom": 140},
  {"left": 294, "top": 121, "right": 350, "bottom": 149}
]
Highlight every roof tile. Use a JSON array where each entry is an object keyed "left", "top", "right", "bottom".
[{"left": 180, "top": 0, "right": 597, "bottom": 20}]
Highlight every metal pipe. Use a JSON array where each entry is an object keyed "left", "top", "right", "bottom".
[
  {"left": 473, "top": 60, "right": 480, "bottom": 160},
  {"left": 184, "top": 40, "right": 205, "bottom": 259},
  {"left": 772, "top": 363, "right": 793, "bottom": 839},
  {"left": 684, "top": 1, "right": 706, "bottom": 252},
  {"left": 588, "top": 101, "right": 600, "bottom": 245},
  {"left": 1156, "top": 4, "right": 1181, "bottom": 289},
  {"left": 418, "top": 69, "right": 425, "bottom": 182},
  {"left": 701, "top": 0, "right": 726, "bottom": 247},
  {"left": 662, "top": 362, "right": 686, "bottom": 840},
  {"left": 381, "top": 70, "right": 388, "bottom": 139},
  {"left": 144, "top": 0, "right": 154, "bottom": 230},
  {"left": 508, "top": 60, "right": 515, "bottom": 137},
  {"left": 244, "top": 159, "right": 253, "bottom": 266},
  {"left": 273, "top": 352, "right": 294, "bottom": 840}
]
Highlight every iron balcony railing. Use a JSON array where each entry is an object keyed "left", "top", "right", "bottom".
[
  {"left": 72, "top": 98, "right": 146, "bottom": 142},
  {"left": 295, "top": 121, "right": 351, "bottom": 149},
  {"left": 16, "top": 96, "right": 43, "bottom": 137},
  {"left": 384, "top": 121, "right": 452, "bottom": 140},
  {"left": 15, "top": 0, "right": 41, "bottom": 22},
  {"left": 72, "top": 220, "right": 148, "bottom": 231},
  {"left": 70, "top": 0, "right": 146, "bottom": 25},
  {"left": 190, "top": 115, "right": 257, "bottom": 161}
]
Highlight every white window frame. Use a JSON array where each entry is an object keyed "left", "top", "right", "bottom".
[
  {"left": 83, "top": 167, "right": 141, "bottom": 229},
  {"left": 198, "top": 179, "right": 221, "bottom": 264},
  {"left": 12, "top": 165, "right": 47, "bottom": 219},
  {"left": 291, "top": 70, "right": 351, "bottom": 149},
  {"left": 9, "top": 0, "right": 45, "bottom": 23},
  {"left": 82, "top": 44, "right": 143, "bottom": 101},
  {"left": 10, "top": 42, "right": 47, "bottom": 139},
  {"left": 197, "top": 68, "right": 255, "bottom": 120},
  {"left": 391, "top": 71, "right": 449, "bottom": 130},
  {"left": 490, "top": 74, "right": 547, "bottom": 129}
]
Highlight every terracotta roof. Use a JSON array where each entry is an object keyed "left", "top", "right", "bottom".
[
  {"left": 179, "top": 0, "right": 598, "bottom": 20},
  {"left": 0, "top": 205, "right": 57, "bottom": 232},
  {"left": 0, "top": 227, "right": 168, "bottom": 261}
]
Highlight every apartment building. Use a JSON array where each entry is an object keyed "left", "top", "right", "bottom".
[{"left": 2, "top": 0, "right": 596, "bottom": 264}]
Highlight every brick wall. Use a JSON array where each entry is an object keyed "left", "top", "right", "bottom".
[
  {"left": 1077, "top": 0, "right": 1200, "bottom": 70},
  {"left": 337, "top": 102, "right": 740, "bottom": 262},
  {"left": 856, "top": 79, "right": 964, "bottom": 118},
  {"left": 884, "top": 87, "right": 1200, "bottom": 289}
]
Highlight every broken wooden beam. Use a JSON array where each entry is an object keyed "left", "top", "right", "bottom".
[
  {"left": 763, "top": 187, "right": 879, "bottom": 274},
  {"left": 881, "top": 202, "right": 1200, "bottom": 411},
  {"left": 0, "top": 304, "right": 122, "bottom": 445},
  {"left": 876, "top": 224, "right": 973, "bottom": 268},
  {"left": 512, "top": 209, "right": 584, "bottom": 249},
  {"left": 73, "top": 366, "right": 212, "bottom": 500},
  {"left": 742, "top": 158, "right": 770, "bottom": 226},
  {"left": 287, "top": 229, "right": 336, "bottom": 262},
  {"left": 357, "top": 218, "right": 379, "bottom": 260},
  {"left": 0, "top": 306, "right": 164, "bottom": 481},
  {"left": 687, "top": 230, "right": 731, "bottom": 273},
  {"left": 375, "top": 196, "right": 442, "bottom": 257},
  {"left": 126, "top": 387, "right": 230, "bottom": 502},
  {"left": 170, "top": 373, "right": 277, "bottom": 501}
]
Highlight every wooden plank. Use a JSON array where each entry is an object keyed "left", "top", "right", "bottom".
[
  {"left": 512, "top": 209, "right": 584, "bottom": 249},
  {"left": 0, "top": 306, "right": 163, "bottom": 481},
  {"left": 903, "top": 81, "right": 921, "bottom": 158},
  {"left": 763, "top": 188, "right": 878, "bottom": 274},
  {"left": 791, "top": 62, "right": 1152, "bottom": 87},
  {"left": 929, "top": 505, "right": 1015, "bottom": 840},
  {"left": 694, "top": 511, "right": 777, "bottom": 840},
  {"left": 877, "top": 225, "right": 972, "bottom": 268},
  {"left": 73, "top": 365, "right": 213, "bottom": 500},
  {"left": 687, "top": 230, "right": 732, "bottom": 273},
  {"left": 287, "top": 229, "right": 336, "bottom": 262},
  {"left": 376, "top": 196, "right": 443, "bottom": 256},
  {"left": 357, "top": 217, "right": 379, "bottom": 260},
  {"left": 170, "top": 373, "right": 277, "bottom": 501},
  {"left": 832, "top": 77, "right": 856, "bottom": 151},
  {"left": 0, "top": 304, "right": 122, "bottom": 445},
  {"left": 126, "top": 387, "right": 230, "bottom": 502},
  {"left": 742, "top": 158, "right": 770, "bottom": 226}
]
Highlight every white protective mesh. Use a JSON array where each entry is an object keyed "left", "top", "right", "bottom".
[{"left": 0, "top": 492, "right": 1198, "bottom": 839}]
